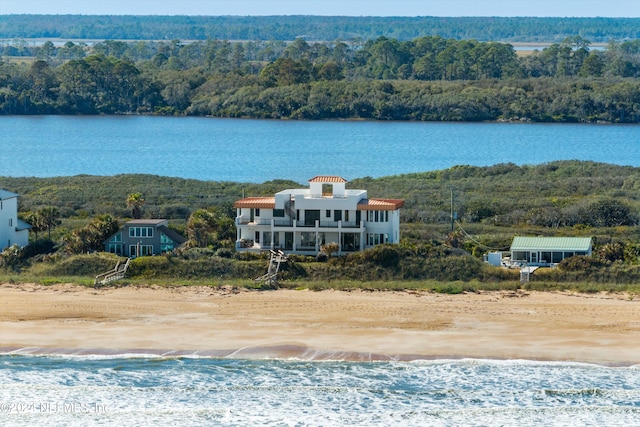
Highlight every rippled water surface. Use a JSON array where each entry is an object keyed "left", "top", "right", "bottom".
[
  {"left": 1, "top": 355, "right": 639, "bottom": 426},
  {"left": 1, "top": 116, "right": 638, "bottom": 182}
]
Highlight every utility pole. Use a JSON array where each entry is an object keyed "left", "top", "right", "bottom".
[{"left": 450, "top": 187, "right": 454, "bottom": 232}]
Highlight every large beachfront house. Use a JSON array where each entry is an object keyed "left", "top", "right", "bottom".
[
  {"left": 103, "top": 219, "right": 187, "bottom": 257},
  {"left": 509, "top": 236, "right": 593, "bottom": 267},
  {"left": 0, "top": 189, "right": 30, "bottom": 250},
  {"left": 233, "top": 176, "right": 404, "bottom": 255}
]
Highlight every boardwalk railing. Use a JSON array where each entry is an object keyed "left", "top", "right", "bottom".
[{"left": 94, "top": 258, "right": 131, "bottom": 286}]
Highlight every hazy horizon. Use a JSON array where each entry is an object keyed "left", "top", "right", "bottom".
[{"left": 1, "top": 0, "right": 637, "bottom": 18}]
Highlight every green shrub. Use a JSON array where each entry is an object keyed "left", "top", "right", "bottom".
[
  {"left": 35, "top": 253, "right": 122, "bottom": 276},
  {"left": 362, "top": 244, "right": 402, "bottom": 268},
  {"left": 558, "top": 255, "right": 603, "bottom": 271},
  {"left": 215, "top": 248, "right": 234, "bottom": 258}
]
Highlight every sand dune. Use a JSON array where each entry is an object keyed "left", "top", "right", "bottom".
[{"left": 0, "top": 283, "right": 638, "bottom": 365}]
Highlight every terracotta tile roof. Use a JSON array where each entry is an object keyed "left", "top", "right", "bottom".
[
  {"left": 357, "top": 198, "right": 405, "bottom": 210},
  {"left": 308, "top": 176, "right": 347, "bottom": 183},
  {"left": 233, "top": 197, "right": 276, "bottom": 208}
]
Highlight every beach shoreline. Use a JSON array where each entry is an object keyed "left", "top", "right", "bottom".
[{"left": 1, "top": 283, "right": 638, "bottom": 365}]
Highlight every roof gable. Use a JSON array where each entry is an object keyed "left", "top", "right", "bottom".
[
  {"left": 158, "top": 225, "right": 188, "bottom": 245},
  {"left": 511, "top": 236, "right": 592, "bottom": 252},
  {"left": 308, "top": 176, "right": 347, "bottom": 183}
]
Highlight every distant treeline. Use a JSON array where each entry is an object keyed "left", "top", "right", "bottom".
[
  {"left": 1, "top": 15, "right": 640, "bottom": 43},
  {"left": 1, "top": 35, "right": 639, "bottom": 122}
]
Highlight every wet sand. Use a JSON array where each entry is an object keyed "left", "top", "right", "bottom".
[{"left": 0, "top": 283, "right": 638, "bottom": 364}]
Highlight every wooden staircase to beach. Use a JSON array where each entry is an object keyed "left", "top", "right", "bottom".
[
  {"left": 94, "top": 258, "right": 131, "bottom": 287},
  {"left": 255, "top": 250, "right": 288, "bottom": 287}
]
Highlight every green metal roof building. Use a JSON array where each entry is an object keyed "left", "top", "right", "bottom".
[{"left": 510, "top": 236, "right": 592, "bottom": 266}]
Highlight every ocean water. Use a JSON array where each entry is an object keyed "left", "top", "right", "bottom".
[{"left": 1, "top": 354, "right": 639, "bottom": 426}]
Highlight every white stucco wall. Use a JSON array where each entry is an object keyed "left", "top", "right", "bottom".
[{"left": 0, "top": 193, "right": 21, "bottom": 250}]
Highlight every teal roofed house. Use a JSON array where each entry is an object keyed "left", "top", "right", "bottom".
[{"left": 510, "top": 236, "right": 593, "bottom": 266}]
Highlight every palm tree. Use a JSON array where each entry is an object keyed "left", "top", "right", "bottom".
[
  {"left": 126, "top": 192, "right": 145, "bottom": 219},
  {"left": 24, "top": 211, "right": 45, "bottom": 240},
  {"left": 38, "top": 207, "right": 61, "bottom": 239}
]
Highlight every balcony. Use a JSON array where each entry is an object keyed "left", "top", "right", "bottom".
[{"left": 236, "top": 217, "right": 363, "bottom": 230}]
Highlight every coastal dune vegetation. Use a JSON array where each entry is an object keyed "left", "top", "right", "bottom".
[{"left": 1, "top": 161, "right": 639, "bottom": 293}]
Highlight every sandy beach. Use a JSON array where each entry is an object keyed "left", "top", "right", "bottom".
[{"left": 0, "top": 283, "right": 638, "bottom": 365}]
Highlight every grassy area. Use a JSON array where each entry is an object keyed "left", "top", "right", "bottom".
[{"left": 2, "top": 270, "right": 639, "bottom": 296}]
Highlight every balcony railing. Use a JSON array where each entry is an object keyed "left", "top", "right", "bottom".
[{"left": 236, "top": 217, "right": 364, "bottom": 229}]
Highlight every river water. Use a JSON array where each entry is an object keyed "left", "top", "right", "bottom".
[{"left": 1, "top": 115, "right": 638, "bottom": 183}]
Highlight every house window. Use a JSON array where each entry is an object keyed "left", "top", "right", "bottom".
[
  {"left": 345, "top": 211, "right": 349, "bottom": 222},
  {"left": 110, "top": 232, "right": 122, "bottom": 242},
  {"left": 552, "top": 252, "right": 563, "bottom": 263},
  {"left": 326, "top": 210, "right": 331, "bottom": 218},
  {"left": 513, "top": 251, "right": 528, "bottom": 262},
  {"left": 255, "top": 231, "right": 260, "bottom": 243},
  {"left": 255, "top": 208, "right": 260, "bottom": 216},
  {"left": 367, "top": 233, "right": 386, "bottom": 246},
  {"left": 334, "top": 210, "right": 342, "bottom": 221},
  {"left": 273, "top": 209, "right": 285, "bottom": 217},
  {"left": 284, "top": 232, "right": 293, "bottom": 249},
  {"left": 160, "top": 234, "right": 174, "bottom": 252},
  {"left": 341, "top": 233, "right": 359, "bottom": 251},
  {"left": 300, "top": 232, "right": 316, "bottom": 248},
  {"left": 108, "top": 244, "right": 123, "bottom": 255},
  {"left": 305, "top": 210, "right": 320, "bottom": 226},
  {"left": 129, "top": 227, "right": 154, "bottom": 238},
  {"left": 130, "top": 245, "right": 153, "bottom": 257},
  {"left": 541, "top": 251, "right": 552, "bottom": 263},
  {"left": 9, "top": 218, "right": 12, "bottom": 227}
]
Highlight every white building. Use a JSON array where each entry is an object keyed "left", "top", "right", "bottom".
[
  {"left": 0, "top": 189, "right": 31, "bottom": 250},
  {"left": 234, "top": 176, "right": 404, "bottom": 255}
]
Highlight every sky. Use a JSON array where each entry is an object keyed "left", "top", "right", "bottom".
[{"left": 0, "top": 0, "right": 638, "bottom": 17}]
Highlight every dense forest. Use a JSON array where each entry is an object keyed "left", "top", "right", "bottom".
[
  {"left": 1, "top": 161, "right": 639, "bottom": 288},
  {"left": 1, "top": 35, "right": 640, "bottom": 122},
  {"left": 1, "top": 15, "right": 639, "bottom": 43}
]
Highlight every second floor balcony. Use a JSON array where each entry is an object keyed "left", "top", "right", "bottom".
[{"left": 236, "top": 216, "right": 363, "bottom": 230}]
